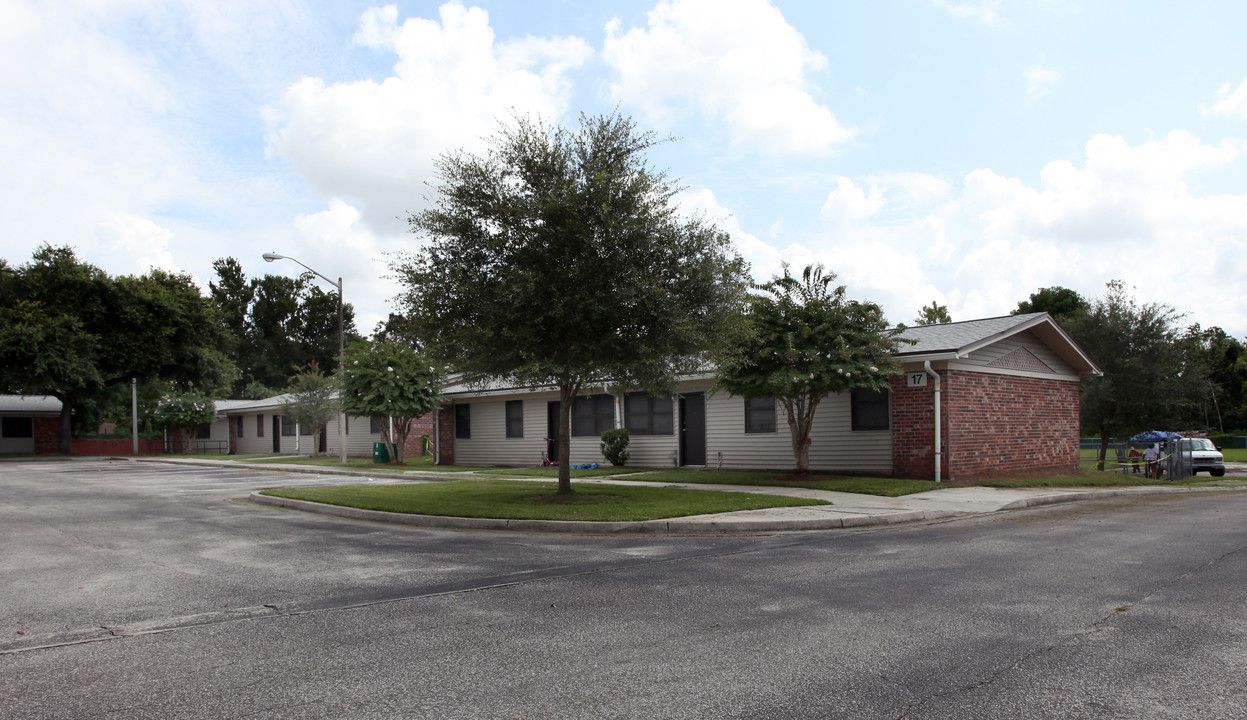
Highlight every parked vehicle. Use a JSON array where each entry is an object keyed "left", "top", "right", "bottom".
[{"left": 1177, "top": 437, "right": 1225, "bottom": 477}]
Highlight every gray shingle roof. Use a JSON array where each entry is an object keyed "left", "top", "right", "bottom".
[{"left": 894, "top": 312, "right": 1048, "bottom": 356}]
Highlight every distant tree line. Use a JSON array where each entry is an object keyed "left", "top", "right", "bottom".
[
  {"left": 1011, "top": 283, "right": 1247, "bottom": 466},
  {"left": 209, "top": 257, "right": 361, "bottom": 398}
]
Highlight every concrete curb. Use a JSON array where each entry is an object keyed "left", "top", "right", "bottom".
[
  {"left": 112, "top": 455, "right": 1247, "bottom": 535},
  {"left": 123, "top": 455, "right": 465, "bottom": 482},
  {"left": 251, "top": 492, "right": 976, "bottom": 534},
  {"left": 250, "top": 484, "right": 1247, "bottom": 535},
  {"left": 994, "top": 484, "right": 1238, "bottom": 511}
]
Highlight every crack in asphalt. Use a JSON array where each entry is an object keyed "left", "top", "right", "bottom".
[
  {"left": 0, "top": 537, "right": 808, "bottom": 656},
  {"left": 891, "top": 540, "right": 1247, "bottom": 719}
]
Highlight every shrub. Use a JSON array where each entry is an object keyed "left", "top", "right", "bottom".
[
  {"left": 600, "top": 429, "right": 630, "bottom": 467},
  {"left": 1209, "top": 434, "right": 1247, "bottom": 449}
]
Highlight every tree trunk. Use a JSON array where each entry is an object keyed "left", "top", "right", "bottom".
[
  {"left": 558, "top": 384, "right": 575, "bottom": 494},
  {"left": 57, "top": 397, "right": 73, "bottom": 454},
  {"left": 388, "top": 418, "right": 407, "bottom": 464},
  {"left": 1097, "top": 434, "right": 1110, "bottom": 472},
  {"left": 783, "top": 396, "right": 819, "bottom": 475}
]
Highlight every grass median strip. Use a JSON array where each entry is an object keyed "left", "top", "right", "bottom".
[{"left": 260, "top": 479, "right": 829, "bottom": 522}]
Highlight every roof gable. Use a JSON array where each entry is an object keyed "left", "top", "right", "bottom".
[{"left": 895, "top": 313, "right": 1100, "bottom": 376}]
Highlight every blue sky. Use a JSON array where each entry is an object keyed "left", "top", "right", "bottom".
[{"left": 4, "top": 0, "right": 1247, "bottom": 338}]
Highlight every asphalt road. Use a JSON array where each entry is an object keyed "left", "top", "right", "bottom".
[{"left": 2, "top": 459, "right": 1245, "bottom": 719}]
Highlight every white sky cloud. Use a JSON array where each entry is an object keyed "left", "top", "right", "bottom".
[
  {"left": 4, "top": 0, "right": 1247, "bottom": 345},
  {"left": 678, "top": 188, "right": 785, "bottom": 283},
  {"left": 929, "top": 0, "right": 1004, "bottom": 25},
  {"left": 774, "top": 130, "right": 1247, "bottom": 329},
  {"left": 94, "top": 212, "right": 179, "bottom": 275},
  {"left": 1204, "top": 78, "right": 1247, "bottom": 119},
  {"left": 1025, "top": 63, "right": 1059, "bottom": 100},
  {"left": 602, "top": 0, "right": 852, "bottom": 155},
  {"left": 290, "top": 199, "right": 405, "bottom": 335},
  {"left": 264, "top": 1, "right": 592, "bottom": 236}
]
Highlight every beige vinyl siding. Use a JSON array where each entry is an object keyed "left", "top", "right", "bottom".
[
  {"left": 450, "top": 393, "right": 679, "bottom": 468},
  {"left": 626, "top": 432, "right": 679, "bottom": 468},
  {"left": 961, "top": 331, "right": 1077, "bottom": 375},
  {"left": 192, "top": 419, "right": 232, "bottom": 452},
  {"left": 0, "top": 416, "right": 36, "bottom": 454},
  {"left": 0, "top": 437, "right": 34, "bottom": 453},
  {"left": 444, "top": 382, "right": 890, "bottom": 472},
  {"left": 229, "top": 412, "right": 383, "bottom": 456},
  {"left": 327, "top": 416, "right": 385, "bottom": 457},
  {"left": 704, "top": 388, "right": 892, "bottom": 472},
  {"left": 233, "top": 413, "right": 272, "bottom": 455},
  {"left": 454, "top": 397, "right": 549, "bottom": 466}
]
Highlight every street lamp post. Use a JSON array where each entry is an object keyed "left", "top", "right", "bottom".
[{"left": 262, "top": 252, "right": 347, "bottom": 464}]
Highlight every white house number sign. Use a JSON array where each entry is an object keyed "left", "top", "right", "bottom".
[{"left": 907, "top": 372, "right": 928, "bottom": 388}]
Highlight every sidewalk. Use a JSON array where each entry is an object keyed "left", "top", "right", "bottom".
[{"left": 135, "top": 456, "right": 1247, "bottom": 534}]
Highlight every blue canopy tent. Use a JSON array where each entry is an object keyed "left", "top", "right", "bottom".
[{"left": 1130, "top": 430, "right": 1183, "bottom": 443}]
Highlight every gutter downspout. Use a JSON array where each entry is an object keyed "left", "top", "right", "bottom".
[
  {"left": 432, "top": 409, "right": 440, "bottom": 465},
  {"left": 924, "top": 361, "right": 942, "bottom": 483}
]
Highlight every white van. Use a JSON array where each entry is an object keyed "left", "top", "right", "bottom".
[{"left": 1176, "top": 437, "right": 1225, "bottom": 477}]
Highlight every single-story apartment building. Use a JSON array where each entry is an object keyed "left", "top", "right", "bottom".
[
  {"left": 1, "top": 393, "right": 433, "bottom": 458},
  {"left": 220, "top": 394, "right": 433, "bottom": 458},
  {"left": 0, "top": 395, "right": 62, "bottom": 454},
  {"left": 432, "top": 312, "right": 1101, "bottom": 481}
]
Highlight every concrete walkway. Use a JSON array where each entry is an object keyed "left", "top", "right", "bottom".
[{"left": 131, "top": 456, "right": 1247, "bottom": 534}]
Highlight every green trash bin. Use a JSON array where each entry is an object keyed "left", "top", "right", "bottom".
[{"left": 373, "top": 442, "right": 390, "bottom": 464}]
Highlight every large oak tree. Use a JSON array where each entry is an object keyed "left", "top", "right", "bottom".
[
  {"left": 395, "top": 112, "right": 749, "bottom": 492},
  {"left": 0, "top": 245, "right": 232, "bottom": 450}
]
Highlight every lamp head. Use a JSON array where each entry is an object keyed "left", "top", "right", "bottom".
[{"left": 262, "top": 252, "right": 284, "bottom": 263}]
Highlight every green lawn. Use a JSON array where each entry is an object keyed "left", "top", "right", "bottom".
[
  {"left": 615, "top": 469, "right": 941, "bottom": 497},
  {"left": 241, "top": 454, "right": 479, "bottom": 472},
  {"left": 474, "top": 465, "right": 651, "bottom": 478},
  {"left": 261, "top": 478, "right": 829, "bottom": 522}
]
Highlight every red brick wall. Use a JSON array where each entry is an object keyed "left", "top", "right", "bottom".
[
  {"left": 401, "top": 412, "right": 435, "bottom": 457},
  {"left": 33, "top": 417, "right": 60, "bottom": 453},
  {"left": 891, "top": 370, "right": 1081, "bottom": 480},
  {"left": 69, "top": 438, "right": 166, "bottom": 455},
  {"left": 436, "top": 405, "right": 454, "bottom": 465},
  {"left": 891, "top": 374, "right": 935, "bottom": 479}
]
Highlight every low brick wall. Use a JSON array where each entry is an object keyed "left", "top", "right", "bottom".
[{"left": 70, "top": 438, "right": 167, "bottom": 455}]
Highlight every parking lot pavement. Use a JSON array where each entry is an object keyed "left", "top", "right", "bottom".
[{"left": 4, "top": 458, "right": 1247, "bottom": 719}]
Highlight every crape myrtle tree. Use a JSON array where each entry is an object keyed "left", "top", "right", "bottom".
[
  {"left": 150, "top": 390, "right": 217, "bottom": 452},
  {"left": 0, "top": 245, "right": 234, "bottom": 451},
  {"left": 280, "top": 366, "right": 338, "bottom": 458},
  {"left": 339, "top": 341, "right": 442, "bottom": 464},
  {"left": 395, "top": 112, "right": 750, "bottom": 492},
  {"left": 716, "top": 264, "right": 907, "bottom": 474}
]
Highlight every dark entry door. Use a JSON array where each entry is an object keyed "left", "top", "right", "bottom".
[
  {"left": 679, "top": 393, "right": 706, "bottom": 466},
  {"left": 546, "top": 401, "right": 560, "bottom": 462},
  {"left": 272, "top": 417, "right": 280, "bottom": 453},
  {"left": 318, "top": 427, "right": 327, "bottom": 454}
]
